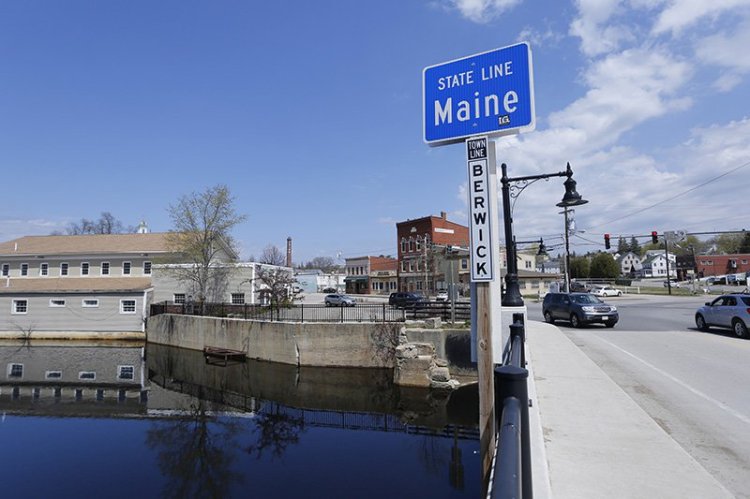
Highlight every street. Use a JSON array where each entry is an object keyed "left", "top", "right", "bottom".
[{"left": 528, "top": 294, "right": 750, "bottom": 497}]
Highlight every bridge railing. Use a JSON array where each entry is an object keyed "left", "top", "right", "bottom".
[{"left": 490, "top": 313, "right": 532, "bottom": 499}]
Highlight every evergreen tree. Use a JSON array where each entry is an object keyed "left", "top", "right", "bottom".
[
  {"left": 629, "top": 237, "right": 641, "bottom": 255},
  {"left": 739, "top": 232, "right": 750, "bottom": 254},
  {"left": 617, "top": 236, "right": 628, "bottom": 254}
]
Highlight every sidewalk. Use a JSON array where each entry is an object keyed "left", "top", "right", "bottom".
[{"left": 525, "top": 321, "right": 733, "bottom": 498}]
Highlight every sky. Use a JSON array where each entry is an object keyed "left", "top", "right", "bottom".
[{"left": 2, "top": 0, "right": 750, "bottom": 263}]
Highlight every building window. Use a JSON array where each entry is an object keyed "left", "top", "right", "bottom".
[
  {"left": 49, "top": 299, "right": 66, "bottom": 307},
  {"left": 79, "top": 371, "right": 96, "bottom": 381},
  {"left": 409, "top": 261, "right": 414, "bottom": 272},
  {"left": 173, "top": 294, "right": 186, "bottom": 304},
  {"left": 40, "top": 263, "right": 49, "bottom": 276},
  {"left": 101, "top": 262, "right": 110, "bottom": 275},
  {"left": 1, "top": 263, "right": 8, "bottom": 276},
  {"left": 143, "top": 261, "right": 152, "bottom": 275},
  {"left": 401, "top": 261, "right": 407, "bottom": 272},
  {"left": 401, "top": 238, "right": 407, "bottom": 253},
  {"left": 118, "top": 366, "right": 135, "bottom": 380},
  {"left": 82, "top": 299, "right": 99, "bottom": 308},
  {"left": 12, "top": 299, "right": 28, "bottom": 314},
  {"left": 60, "top": 263, "right": 69, "bottom": 276},
  {"left": 120, "top": 299, "right": 136, "bottom": 314},
  {"left": 409, "top": 238, "right": 415, "bottom": 252},
  {"left": 21, "top": 263, "right": 28, "bottom": 276},
  {"left": 81, "top": 262, "right": 90, "bottom": 276},
  {"left": 461, "top": 258, "right": 468, "bottom": 270},
  {"left": 123, "top": 262, "right": 131, "bottom": 275},
  {"left": 46, "top": 371, "right": 62, "bottom": 379},
  {"left": 231, "top": 293, "right": 245, "bottom": 305},
  {"left": 8, "top": 363, "right": 23, "bottom": 378},
  {"left": 416, "top": 236, "right": 422, "bottom": 251}
]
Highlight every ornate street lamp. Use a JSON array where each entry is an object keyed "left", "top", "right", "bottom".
[{"left": 501, "top": 162, "right": 588, "bottom": 307}]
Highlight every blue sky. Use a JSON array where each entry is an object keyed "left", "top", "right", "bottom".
[{"left": 2, "top": 0, "right": 750, "bottom": 263}]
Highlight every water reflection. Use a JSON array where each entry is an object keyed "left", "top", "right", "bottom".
[{"left": 0, "top": 341, "right": 480, "bottom": 498}]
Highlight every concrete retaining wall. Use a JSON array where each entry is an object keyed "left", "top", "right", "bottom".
[
  {"left": 146, "top": 315, "right": 475, "bottom": 374},
  {"left": 147, "top": 314, "right": 400, "bottom": 368}
]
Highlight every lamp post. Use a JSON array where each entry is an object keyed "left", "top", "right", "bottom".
[{"left": 501, "top": 162, "right": 588, "bottom": 306}]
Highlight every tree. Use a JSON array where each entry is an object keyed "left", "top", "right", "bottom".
[
  {"left": 590, "top": 252, "right": 620, "bottom": 278},
  {"left": 568, "top": 255, "right": 590, "bottom": 279},
  {"left": 259, "top": 245, "right": 286, "bottom": 266},
  {"left": 711, "top": 233, "right": 743, "bottom": 254},
  {"left": 629, "top": 237, "right": 641, "bottom": 255},
  {"left": 739, "top": 232, "right": 750, "bottom": 254},
  {"left": 617, "top": 236, "right": 628, "bottom": 254},
  {"left": 301, "top": 256, "right": 338, "bottom": 272},
  {"left": 254, "top": 266, "right": 301, "bottom": 306},
  {"left": 64, "top": 212, "right": 132, "bottom": 235},
  {"left": 166, "top": 184, "right": 246, "bottom": 302}
]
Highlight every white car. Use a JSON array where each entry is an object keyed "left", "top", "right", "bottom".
[
  {"left": 435, "top": 290, "right": 449, "bottom": 301},
  {"left": 591, "top": 285, "right": 623, "bottom": 297}
]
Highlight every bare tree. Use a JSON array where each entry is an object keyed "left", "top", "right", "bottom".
[
  {"left": 259, "top": 245, "right": 286, "bottom": 266},
  {"left": 254, "top": 266, "right": 301, "bottom": 306},
  {"left": 166, "top": 185, "right": 246, "bottom": 302},
  {"left": 64, "top": 212, "right": 131, "bottom": 235}
]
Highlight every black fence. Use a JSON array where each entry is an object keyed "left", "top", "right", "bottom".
[
  {"left": 490, "top": 313, "right": 532, "bottom": 499},
  {"left": 150, "top": 300, "right": 472, "bottom": 324}
]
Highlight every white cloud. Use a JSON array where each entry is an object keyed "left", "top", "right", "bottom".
[
  {"left": 444, "top": 0, "right": 523, "bottom": 23},
  {"left": 694, "top": 17, "right": 750, "bottom": 91},
  {"left": 0, "top": 218, "right": 67, "bottom": 241},
  {"left": 652, "top": 0, "right": 750, "bottom": 35},
  {"left": 569, "top": 0, "right": 636, "bottom": 57}
]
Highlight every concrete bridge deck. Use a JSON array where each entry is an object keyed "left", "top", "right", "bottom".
[{"left": 526, "top": 320, "right": 732, "bottom": 498}]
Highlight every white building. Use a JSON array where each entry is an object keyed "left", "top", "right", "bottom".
[{"left": 640, "top": 251, "right": 677, "bottom": 278}]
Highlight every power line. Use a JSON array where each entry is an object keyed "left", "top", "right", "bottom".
[{"left": 587, "top": 159, "right": 750, "bottom": 230}]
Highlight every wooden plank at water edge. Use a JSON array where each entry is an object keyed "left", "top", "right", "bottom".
[{"left": 203, "top": 346, "right": 246, "bottom": 366}]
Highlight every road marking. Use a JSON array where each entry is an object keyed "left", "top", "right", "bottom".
[{"left": 596, "top": 336, "right": 750, "bottom": 426}]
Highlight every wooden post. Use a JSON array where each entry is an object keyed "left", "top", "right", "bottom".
[{"left": 477, "top": 281, "right": 495, "bottom": 491}]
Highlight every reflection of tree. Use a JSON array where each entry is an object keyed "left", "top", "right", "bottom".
[
  {"left": 246, "top": 404, "right": 305, "bottom": 459},
  {"left": 146, "top": 396, "right": 244, "bottom": 498}
]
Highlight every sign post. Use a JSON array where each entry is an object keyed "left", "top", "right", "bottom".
[
  {"left": 423, "top": 42, "right": 534, "bottom": 493},
  {"left": 466, "top": 136, "right": 497, "bottom": 485}
]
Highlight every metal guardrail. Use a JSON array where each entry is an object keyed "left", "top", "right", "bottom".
[{"left": 490, "top": 313, "right": 532, "bottom": 499}]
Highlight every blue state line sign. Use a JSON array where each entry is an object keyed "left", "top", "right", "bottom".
[{"left": 423, "top": 42, "right": 535, "bottom": 146}]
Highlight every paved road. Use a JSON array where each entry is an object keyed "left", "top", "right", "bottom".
[{"left": 528, "top": 294, "right": 750, "bottom": 497}]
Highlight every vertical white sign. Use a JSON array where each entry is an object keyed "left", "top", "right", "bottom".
[{"left": 467, "top": 136, "right": 494, "bottom": 281}]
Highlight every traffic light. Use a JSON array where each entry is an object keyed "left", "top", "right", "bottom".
[
  {"left": 604, "top": 233, "right": 611, "bottom": 249},
  {"left": 651, "top": 231, "right": 658, "bottom": 244}
]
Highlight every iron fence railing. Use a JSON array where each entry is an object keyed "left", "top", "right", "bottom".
[
  {"left": 149, "top": 300, "right": 472, "bottom": 324},
  {"left": 490, "top": 313, "right": 532, "bottom": 499}
]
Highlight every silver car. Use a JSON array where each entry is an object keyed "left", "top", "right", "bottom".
[
  {"left": 695, "top": 293, "right": 750, "bottom": 338},
  {"left": 324, "top": 294, "right": 356, "bottom": 307}
]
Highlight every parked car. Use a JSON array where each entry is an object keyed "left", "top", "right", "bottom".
[
  {"left": 591, "top": 285, "right": 623, "bottom": 297},
  {"left": 663, "top": 279, "right": 681, "bottom": 288},
  {"left": 435, "top": 290, "right": 449, "bottom": 302},
  {"left": 542, "top": 292, "right": 618, "bottom": 328},
  {"left": 695, "top": 293, "right": 750, "bottom": 338},
  {"left": 324, "top": 294, "right": 356, "bottom": 307},
  {"left": 322, "top": 287, "right": 337, "bottom": 293},
  {"left": 569, "top": 281, "right": 589, "bottom": 292},
  {"left": 388, "top": 292, "right": 427, "bottom": 308}
]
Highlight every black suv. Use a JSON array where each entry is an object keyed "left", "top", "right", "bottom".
[
  {"left": 388, "top": 292, "right": 427, "bottom": 308},
  {"left": 542, "top": 292, "right": 618, "bottom": 328}
]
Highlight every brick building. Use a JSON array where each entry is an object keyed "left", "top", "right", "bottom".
[
  {"left": 396, "top": 212, "right": 469, "bottom": 295},
  {"left": 695, "top": 253, "right": 750, "bottom": 279},
  {"left": 344, "top": 256, "right": 398, "bottom": 295}
]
